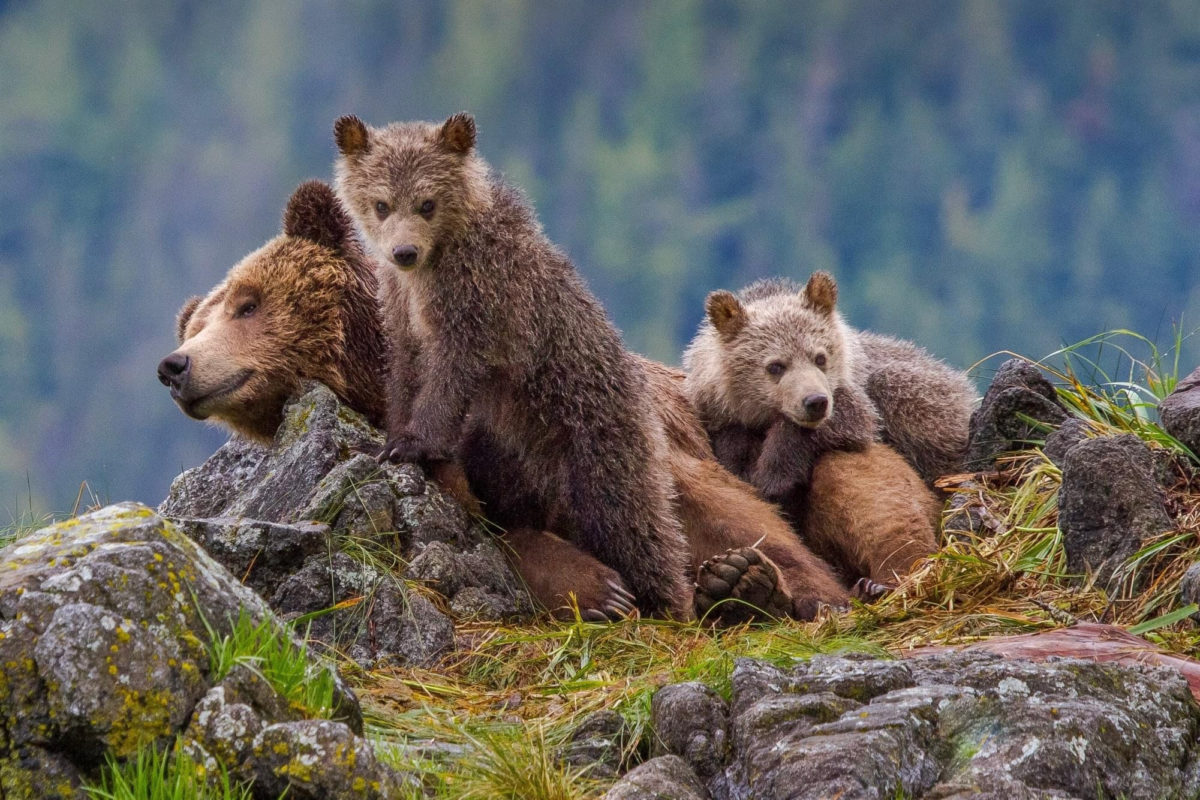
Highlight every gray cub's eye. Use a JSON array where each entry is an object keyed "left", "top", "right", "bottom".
[
  {"left": 374, "top": 201, "right": 389, "bottom": 219},
  {"left": 235, "top": 301, "right": 257, "bottom": 318},
  {"left": 814, "top": 353, "right": 828, "bottom": 368},
  {"left": 766, "top": 361, "right": 786, "bottom": 377},
  {"left": 419, "top": 199, "right": 436, "bottom": 217}
]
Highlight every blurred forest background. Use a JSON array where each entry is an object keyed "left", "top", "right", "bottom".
[{"left": 3, "top": 0, "right": 1200, "bottom": 515}]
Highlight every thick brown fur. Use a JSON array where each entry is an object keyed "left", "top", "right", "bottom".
[
  {"left": 160, "top": 181, "right": 387, "bottom": 442},
  {"left": 804, "top": 444, "right": 940, "bottom": 584},
  {"left": 334, "top": 113, "right": 693, "bottom": 618}
]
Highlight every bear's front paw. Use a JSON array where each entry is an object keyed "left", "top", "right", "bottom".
[{"left": 377, "top": 432, "right": 449, "bottom": 465}]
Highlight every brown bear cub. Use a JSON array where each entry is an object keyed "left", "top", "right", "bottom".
[
  {"left": 333, "top": 112, "right": 695, "bottom": 617},
  {"left": 684, "top": 272, "right": 974, "bottom": 585},
  {"left": 161, "top": 180, "right": 645, "bottom": 621},
  {"left": 159, "top": 180, "right": 388, "bottom": 441}
]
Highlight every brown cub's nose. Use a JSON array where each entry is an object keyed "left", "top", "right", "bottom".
[
  {"left": 392, "top": 245, "right": 418, "bottom": 267},
  {"left": 157, "top": 353, "right": 191, "bottom": 389},
  {"left": 802, "top": 394, "right": 829, "bottom": 420}
]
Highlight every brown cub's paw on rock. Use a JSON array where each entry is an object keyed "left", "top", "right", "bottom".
[
  {"left": 851, "top": 576, "right": 893, "bottom": 602},
  {"left": 694, "top": 547, "right": 794, "bottom": 624}
]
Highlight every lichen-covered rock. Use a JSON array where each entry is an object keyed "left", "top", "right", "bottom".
[
  {"left": 966, "top": 359, "right": 1068, "bottom": 470},
  {"left": 1058, "top": 434, "right": 1174, "bottom": 589},
  {"left": 649, "top": 682, "right": 728, "bottom": 781},
  {"left": 270, "top": 552, "right": 454, "bottom": 667},
  {"left": 604, "top": 755, "right": 711, "bottom": 800},
  {"left": 1042, "top": 417, "right": 1091, "bottom": 467},
  {"left": 407, "top": 539, "right": 534, "bottom": 621},
  {"left": 0, "top": 502, "right": 367, "bottom": 797},
  {"left": 239, "top": 718, "right": 414, "bottom": 800},
  {"left": 660, "top": 650, "right": 1200, "bottom": 800}
]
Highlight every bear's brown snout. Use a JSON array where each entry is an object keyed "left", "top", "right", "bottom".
[
  {"left": 392, "top": 244, "right": 419, "bottom": 267},
  {"left": 157, "top": 352, "right": 191, "bottom": 389}
]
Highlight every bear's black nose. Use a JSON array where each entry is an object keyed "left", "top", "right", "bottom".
[
  {"left": 393, "top": 245, "right": 418, "bottom": 267},
  {"left": 802, "top": 393, "right": 829, "bottom": 419},
  {"left": 157, "top": 353, "right": 191, "bottom": 388}
]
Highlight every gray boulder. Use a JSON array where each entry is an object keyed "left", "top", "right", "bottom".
[
  {"left": 1058, "top": 434, "right": 1173, "bottom": 589},
  {"left": 1160, "top": 365, "right": 1200, "bottom": 455},
  {"left": 649, "top": 682, "right": 728, "bottom": 781},
  {"left": 966, "top": 359, "right": 1068, "bottom": 470},
  {"left": 604, "top": 755, "right": 711, "bottom": 800}
]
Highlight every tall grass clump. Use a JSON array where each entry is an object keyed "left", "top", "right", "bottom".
[
  {"left": 205, "top": 609, "right": 337, "bottom": 718},
  {"left": 84, "top": 741, "right": 251, "bottom": 800}
]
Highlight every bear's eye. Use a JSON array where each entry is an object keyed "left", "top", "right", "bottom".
[
  {"left": 235, "top": 301, "right": 258, "bottom": 319},
  {"left": 419, "top": 199, "right": 436, "bottom": 218},
  {"left": 374, "top": 201, "right": 390, "bottom": 219},
  {"left": 814, "top": 353, "right": 828, "bottom": 368},
  {"left": 766, "top": 361, "right": 787, "bottom": 377}
]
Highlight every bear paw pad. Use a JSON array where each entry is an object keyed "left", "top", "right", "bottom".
[{"left": 693, "top": 547, "right": 793, "bottom": 625}]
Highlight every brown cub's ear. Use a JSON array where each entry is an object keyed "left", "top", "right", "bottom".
[
  {"left": 176, "top": 295, "right": 202, "bottom": 342},
  {"left": 706, "top": 290, "right": 748, "bottom": 341},
  {"left": 334, "top": 115, "right": 370, "bottom": 156},
  {"left": 438, "top": 112, "right": 476, "bottom": 155},
  {"left": 803, "top": 271, "right": 838, "bottom": 316},
  {"left": 284, "top": 180, "right": 353, "bottom": 252}
]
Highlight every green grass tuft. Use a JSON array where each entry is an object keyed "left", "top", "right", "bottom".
[
  {"left": 83, "top": 740, "right": 251, "bottom": 800},
  {"left": 205, "top": 609, "right": 337, "bottom": 719}
]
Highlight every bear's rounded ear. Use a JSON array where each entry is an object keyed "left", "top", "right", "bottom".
[
  {"left": 176, "top": 295, "right": 203, "bottom": 343},
  {"left": 706, "top": 290, "right": 747, "bottom": 341},
  {"left": 438, "top": 112, "right": 476, "bottom": 155},
  {"left": 284, "top": 180, "right": 353, "bottom": 252},
  {"left": 334, "top": 115, "right": 371, "bottom": 157},
  {"left": 803, "top": 271, "right": 838, "bottom": 316}
]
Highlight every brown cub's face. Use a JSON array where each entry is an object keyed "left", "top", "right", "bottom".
[
  {"left": 706, "top": 272, "right": 847, "bottom": 429},
  {"left": 157, "top": 181, "right": 356, "bottom": 442},
  {"left": 333, "top": 112, "right": 480, "bottom": 274}
]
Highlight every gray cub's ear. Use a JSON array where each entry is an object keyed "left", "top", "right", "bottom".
[
  {"left": 438, "top": 112, "right": 476, "bottom": 155},
  {"left": 284, "top": 180, "right": 352, "bottom": 252},
  {"left": 176, "top": 295, "right": 202, "bottom": 343},
  {"left": 706, "top": 290, "right": 747, "bottom": 341},
  {"left": 803, "top": 271, "right": 838, "bottom": 316},
  {"left": 334, "top": 115, "right": 370, "bottom": 156}
]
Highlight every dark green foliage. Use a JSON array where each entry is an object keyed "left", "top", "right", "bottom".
[{"left": 3, "top": 2, "right": 1200, "bottom": 511}]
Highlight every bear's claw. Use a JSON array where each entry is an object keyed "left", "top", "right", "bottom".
[
  {"left": 851, "top": 576, "right": 892, "bottom": 602},
  {"left": 579, "top": 578, "right": 638, "bottom": 622},
  {"left": 693, "top": 546, "right": 793, "bottom": 625}
]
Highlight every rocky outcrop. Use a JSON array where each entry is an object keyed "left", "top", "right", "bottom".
[
  {"left": 628, "top": 650, "right": 1200, "bottom": 800},
  {"left": 160, "top": 383, "right": 534, "bottom": 666},
  {"left": 0, "top": 502, "right": 405, "bottom": 799},
  {"left": 965, "top": 359, "right": 1068, "bottom": 470}
]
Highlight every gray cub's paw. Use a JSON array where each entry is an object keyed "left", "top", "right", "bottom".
[{"left": 693, "top": 547, "right": 793, "bottom": 625}]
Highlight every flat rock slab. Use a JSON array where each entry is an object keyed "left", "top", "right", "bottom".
[{"left": 647, "top": 648, "right": 1200, "bottom": 800}]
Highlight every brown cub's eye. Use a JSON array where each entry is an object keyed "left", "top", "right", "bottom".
[
  {"left": 419, "top": 199, "right": 436, "bottom": 218},
  {"left": 235, "top": 301, "right": 258, "bottom": 319},
  {"left": 814, "top": 353, "right": 828, "bottom": 368},
  {"left": 375, "top": 201, "right": 390, "bottom": 219},
  {"left": 766, "top": 361, "right": 786, "bottom": 377}
]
